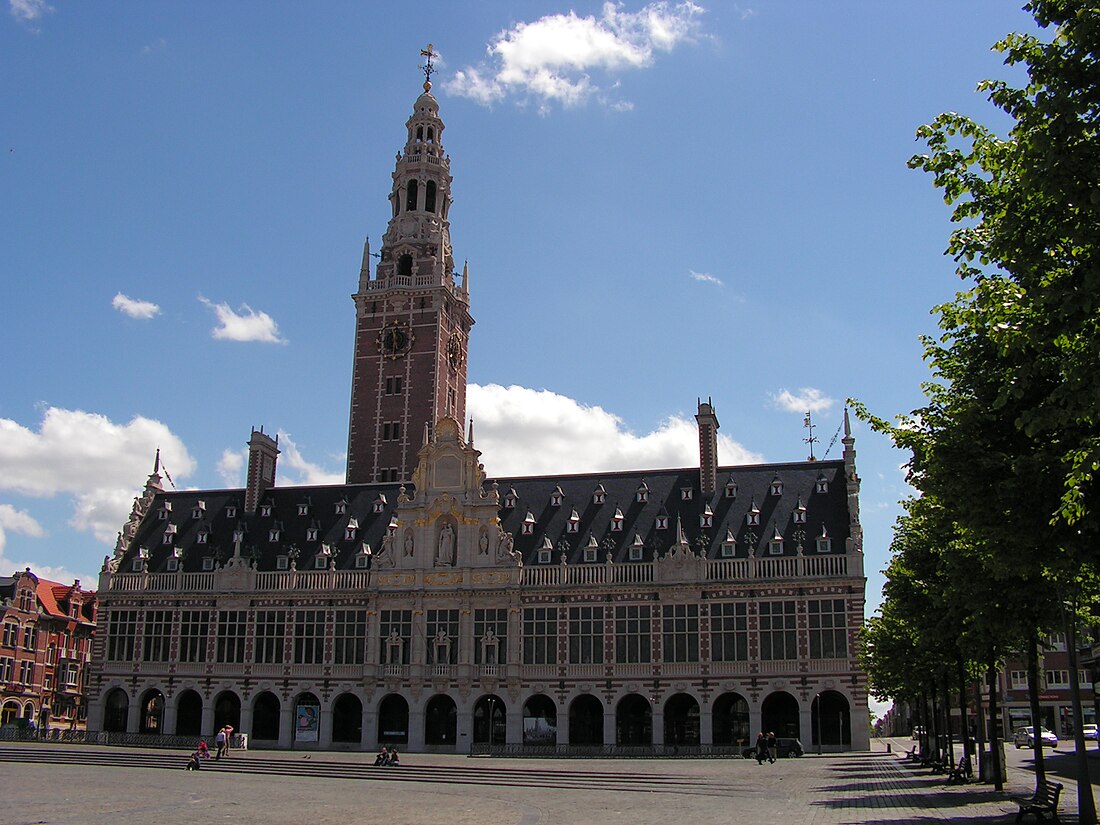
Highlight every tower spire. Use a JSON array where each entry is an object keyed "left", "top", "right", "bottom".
[{"left": 420, "top": 43, "right": 437, "bottom": 92}]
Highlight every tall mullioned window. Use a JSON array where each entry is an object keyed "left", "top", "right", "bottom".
[
  {"left": 662, "top": 604, "right": 699, "bottom": 663},
  {"left": 178, "top": 610, "right": 209, "bottom": 663},
  {"left": 614, "top": 605, "right": 652, "bottom": 664},
  {"left": 255, "top": 610, "right": 286, "bottom": 665},
  {"left": 759, "top": 600, "right": 798, "bottom": 661},
  {"left": 333, "top": 610, "right": 366, "bottom": 666},
  {"left": 216, "top": 610, "right": 248, "bottom": 664},
  {"left": 474, "top": 608, "right": 508, "bottom": 664},
  {"left": 379, "top": 609, "right": 412, "bottom": 665},
  {"left": 426, "top": 609, "right": 460, "bottom": 664},
  {"left": 107, "top": 610, "right": 139, "bottom": 662},
  {"left": 294, "top": 609, "right": 325, "bottom": 665},
  {"left": 522, "top": 607, "right": 558, "bottom": 665},
  {"left": 142, "top": 609, "right": 172, "bottom": 662},
  {"left": 568, "top": 606, "right": 604, "bottom": 665},
  {"left": 710, "top": 602, "right": 749, "bottom": 662},
  {"left": 808, "top": 599, "right": 848, "bottom": 659}
]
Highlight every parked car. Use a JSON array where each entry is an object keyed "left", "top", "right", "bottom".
[
  {"left": 741, "top": 737, "right": 804, "bottom": 758},
  {"left": 1082, "top": 724, "right": 1098, "bottom": 741},
  {"left": 911, "top": 726, "right": 926, "bottom": 740},
  {"left": 1013, "top": 726, "right": 1058, "bottom": 749}
]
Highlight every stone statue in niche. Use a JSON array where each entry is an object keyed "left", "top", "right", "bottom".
[
  {"left": 496, "top": 529, "right": 515, "bottom": 561},
  {"left": 404, "top": 532, "right": 415, "bottom": 557},
  {"left": 478, "top": 531, "right": 489, "bottom": 555},
  {"left": 435, "top": 523, "right": 455, "bottom": 567}
]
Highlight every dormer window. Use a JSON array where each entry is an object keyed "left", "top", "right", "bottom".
[
  {"left": 345, "top": 518, "right": 359, "bottom": 541},
  {"left": 700, "top": 504, "right": 713, "bottom": 529},
  {"left": 816, "top": 474, "right": 829, "bottom": 494},
  {"left": 166, "top": 557, "right": 179, "bottom": 572},
  {"left": 794, "top": 497, "right": 807, "bottom": 524},
  {"left": 592, "top": 484, "right": 606, "bottom": 505},
  {"left": 260, "top": 503, "right": 272, "bottom": 518},
  {"left": 131, "top": 558, "right": 144, "bottom": 572},
  {"left": 373, "top": 494, "right": 387, "bottom": 514},
  {"left": 680, "top": 487, "right": 693, "bottom": 501},
  {"left": 611, "top": 508, "right": 624, "bottom": 532},
  {"left": 768, "top": 539, "right": 784, "bottom": 556},
  {"left": 724, "top": 478, "right": 738, "bottom": 499},
  {"left": 276, "top": 555, "right": 289, "bottom": 570},
  {"left": 538, "top": 536, "right": 553, "bottom": 564},
  {"left": 504, "top": 487, "right": 518, "bottom": 509},
  {"left": 747, "top": 500, "right": 760, "bottom": 527},
  {"left": 225, "top": 505, "right": 237, "bottom": 519},
  {"left": 816, "top": 526, "right": 831, "bottom": 553},
  {"left": 335, "top": 499, "right": 347, "bottom": 515},
  {"left": 583, "top": 536, "right": 598, "bottom": 563},
  {"left": 629, "top": 534, "right": 644, "bottom": 561},
  {"left": 192, "top": 501, "right": 205, "bottom": 519},
  {"left": 550, "top": 485, "right": 564, "bottom": 507},
  {"left": 306, "top": 527, "right": 318, "bottom": 542},
  {"left": 521, "top": 511, "right": 536, "bottom": 536},
  {"left": 770, "top": 475, "right": 783, "bottom": 497},
  {"left": 387, "top": 515, "right": 399, "bottom": 533},
  {"left": 297, "top": 501, "right": 310, "bottom": 517},
  {"left": 537, "top": 548, "right": 552, "bottom": 564},
  {"left": 197, "top": 530, "right": 208, "bottom": 544},
  {"left": 232, "top": 526, "right": 245, "bottom": 544},
  {"left": 163, "top": 530, "right": 174, "bottom": 546},
  {"left": 356, "top": 543, "right": 372, "bottom": 568},
  {"left": 655, "top": 514, "right": 669, "bottom": 531},
  {"left": 269, "top": 528, "right": 281, "bottom": 543},
  {"left": 720, "top": 529, "right": 736, "bottom": 558},
  {"left": 202, "top": 557, "right": 215, "bottom": 571},
  {"left": 567, "top": 508, "right": 580, "bottom": 534},
  {"left": 636, "top": 481, "right": 649, "bottom": 503},
  {"left": 158, "top": 502, "right": 170, "bottom": 520},
  {"left": 315, "top": 555, "right": 327, "bottom": 570}
]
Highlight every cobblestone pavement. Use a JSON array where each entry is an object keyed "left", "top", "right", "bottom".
[{"left": 0, "top": 738, "right": 1086, "bottom": 825}]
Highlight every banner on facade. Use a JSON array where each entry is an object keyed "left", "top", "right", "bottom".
[{"left": 296, "top": 705, "right": 319, "bottom": 742}]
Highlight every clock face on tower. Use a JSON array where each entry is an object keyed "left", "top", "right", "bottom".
[
  {"left": 379, "top": 323, "right": 413, "bottom": 358},
  {"left": 446, "top": 332, "right": 465, "bottom": 370}
]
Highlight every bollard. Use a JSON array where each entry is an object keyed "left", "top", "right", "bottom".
[{"left": 887, "top": 743, "right": 892, "bottom": 753}]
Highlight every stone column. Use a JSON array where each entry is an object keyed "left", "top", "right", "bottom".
[
  {"left": 162, "top": 699, "right": 177, "bottom": 737},
  {"left": 200, "top": 702, "right": 214, "bottom": 738},
  {"left": 699, "top": 706, "right": 713, "bottom": 745},
  {"left": 556, "top": 703, "right": 569, "bottom": 746},
  {"left": 603, "top": 706, "right": 616, "bottom": 746},
  {"left": 278, "top": 702, "right": 293, "bottom": 748},
  {"left": 319, "top": 705, "right": 333, "bottom": 748},
  {"left": 506, "top": 699, "right": 522, "bottom": 745},
  {"left": 800, "top": 701, "right": 815, "bottom": 753},
  {"left": 363, "top": 704, "right": 378, "bottom": 750},
  {"left": 126, "top": 696, "right": 141, "bottom": 734},
  {"left": 652, "top": 709, "right": 664, "bottom": 746},
  {"left": 456, "top": 701, "right": 472, "bottom": 753},
  {"left": 407, "top": 702, "right": 425, "bottom": 753},
  {"left": 239, "top": 702, "right": 254, "bottom": 746}
]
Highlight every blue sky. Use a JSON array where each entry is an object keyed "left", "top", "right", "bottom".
[{"left": 1, "top": 0, "right": 1037, "bottom": 624}]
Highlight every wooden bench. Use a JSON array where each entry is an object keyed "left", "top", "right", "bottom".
[
  {"left": 946, "top": 755, "right": 971, "bottom": 783},
  {"left": 1015, "top": 780, "right": 1063, "bottom": 822}
]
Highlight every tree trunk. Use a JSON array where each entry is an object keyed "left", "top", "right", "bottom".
[
  {"left": 1028, "top": 633, "right": 1047, "bottom": 787},
  {"left": 957, "top": 657, "right": 972, "bottom": 776},
  {"left": 975, "top": 676, "right": 987, "bottom": 781},
  {"left": 1065, "top": 599, "right": 1097, "bottom": 825},
  {"left": 988, "top": 660, "right": 1003, "bottom": 791},
  {"left": 943, "top": 671, "right": 955, "bottom": 770},
  {"left": 930, "top": 687, "right": 941, "bottom": 763}
]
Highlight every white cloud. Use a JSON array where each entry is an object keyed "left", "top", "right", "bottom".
[
  {"left": 198, "top": 295, "right": 286, "bottom": 344},
  {"left": 216, "top": 448, "right": 245, "bottom": 487},
  {"left": 689, "top": 269, "right": 723, "bottom": 286},
  {"left": 468, "top": 383, "right": 760, "bottom": 477},
  {"left": 446, "top": 1, "right": 705, "bottom": 111},
  {"left": 112, "top": 292, "right": 161, "bottom": 320},
  {"left": 772, "top": 387, "right": 836, "bottom": 414},
  {"left": 0, "top": 504, "right": 45, "bottom": 553},
  {"left": 9, "top": 0, "right": 50, "bottom": 23},
  {"left": 275, "top": 433, "right": 345, "bottom": 486},
  {"left": 0, "top": 407, "right": 196, "bottom": 544}
]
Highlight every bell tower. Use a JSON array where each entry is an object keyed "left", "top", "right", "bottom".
[{"left": 346, "top": 47, "right": 474, "bottom": 485}]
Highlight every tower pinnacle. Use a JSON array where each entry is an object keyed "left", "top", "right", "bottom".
[{"left": 420, "top": 43, "right": 436, "bottom": 92}]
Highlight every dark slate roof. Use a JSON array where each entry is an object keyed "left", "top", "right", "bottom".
[{"left": 121, "top": 460, "right": 849, "bottom": 573}]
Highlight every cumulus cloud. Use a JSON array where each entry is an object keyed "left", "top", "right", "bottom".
[
  {"left": 689, "top": 270, "right": 722, "bottom": 286},
  {"left": 772, "top": 387, "right": 836, "bottom": 414},
  {"left": 216, "top": 448, "right": 245, "bottom": 487},
  {"left": 112, "top": 292, "right": 161, "bottom": 320},
  {"left": 446, "top": 1, "right": 705, "bottom": 111},
  {"left": 9, "top": 0, "right": 50, "bottom": 23},
  {"left": 468, "top": 383, "right": 760, "bottom": 477},
  {"left": 198, "top": 295, "right": 286, "bottom": 344},
  {"left": 0, "top": 407, "right": 196, "bottom": 544},
  {"left": 276, "top": 433, "right": 344, "bottom": 486}
]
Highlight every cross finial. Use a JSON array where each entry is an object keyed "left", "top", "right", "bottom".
[{"left": 420, "top": 43, "right": 436, "bottom": 91}]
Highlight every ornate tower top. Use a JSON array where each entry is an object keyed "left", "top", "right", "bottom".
[{"left": 420, "top": 43, "right": 436, "bottom": 92}]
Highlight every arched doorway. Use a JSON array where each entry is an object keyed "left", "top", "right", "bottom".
[
  {"left": 761, "top": 691, "right": 800, "bottom": 739},
  {"left": 331, "top": 693, "right": 362, "bottom": 744},
  {"left": 812, "top": 690, "right": 852, "bottom": 750},
  {"left": 1, "top": 701, "right": 20, "bottom": 726},
  {"left": 473, "top": 694, "right": 506, "bottom": 746},
  {"left": 175, "top": 689, "right": 203, "bottom": 737},
  {"left": 139, "top": 689, "right": 163, "bottom": 734},
  {"left": 103, "top": 688, "right": 129, "bottom": 733},
  {"left": 523, "top": 694, "right": 557, "bottom": 745},
  {"left": 213, "top": 690, "right": 241, "bottom": 736},
  {"left": 663, "top": 693, "right": 700, "bottom": 746},
  {"left": 424, "top": 694, "right": 457, "bottom": 747},
  {"left": 569, "top": 695, "right": 603, "bottom": 746},
  {"left": 712, "top": 692, "right": 750, "bottom": 747},
  {"left": 616, "top": 694, "right": 652, "bottom": 746},
  {"left": 252, "top": 691, "right": 280, "bottom": 742},
  {"left": 294, "top": 692, "right": 320, "bottom": 745},
  {"left": 377, "top": 694, "right": 409, "bottom": 746}
]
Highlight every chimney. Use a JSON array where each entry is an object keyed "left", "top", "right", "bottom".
[
  {"left": 696, "top": 398, "right": 720, "bottom": 498},
  {"left": 245, "top": 427, "right": 280, "bottom": 513}
]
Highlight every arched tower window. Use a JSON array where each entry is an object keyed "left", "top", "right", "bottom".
[
  {"left": 427, "top": 127, "right": 435, "bottom": 143},
  {"left": 397, "top": 255, "right": 413, "bottom": 279},
  {"left": 415, "top": 126, "right": 423, "bottom": 142},
  {"left": 425, "top": 181, "right": 437, "bottom": 213},
  {"left": 406, "top": 180, "right": 418, "bottom": 212}
]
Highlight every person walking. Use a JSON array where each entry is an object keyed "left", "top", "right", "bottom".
[
  {"left": 754, "top": 732, "right": 768, "bottom": 765},
  {"left": 214, "top": 726, "right": 227, "bottom": 760},
  {"left": 767, "top": 731, "right": 778, "bottom": 764}
]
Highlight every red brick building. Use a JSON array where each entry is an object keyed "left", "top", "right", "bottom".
[{"left": 0, "top": 569, "right": 97, "bottom": 733}]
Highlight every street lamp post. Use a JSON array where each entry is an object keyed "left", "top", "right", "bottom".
[{"left": 815, "top": 694, "right": 823, "bottom": 755}]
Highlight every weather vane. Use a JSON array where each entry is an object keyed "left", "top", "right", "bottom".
[
  {"left": 803, "top": 411, "right": 818, "bottom": 461},
  {"left": 420, "top": 43, "right": 436, "bottom": 91}
]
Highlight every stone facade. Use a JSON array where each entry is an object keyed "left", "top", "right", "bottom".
[{"left": 86, "top": 69, "right": 870, "bottom": 754}]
